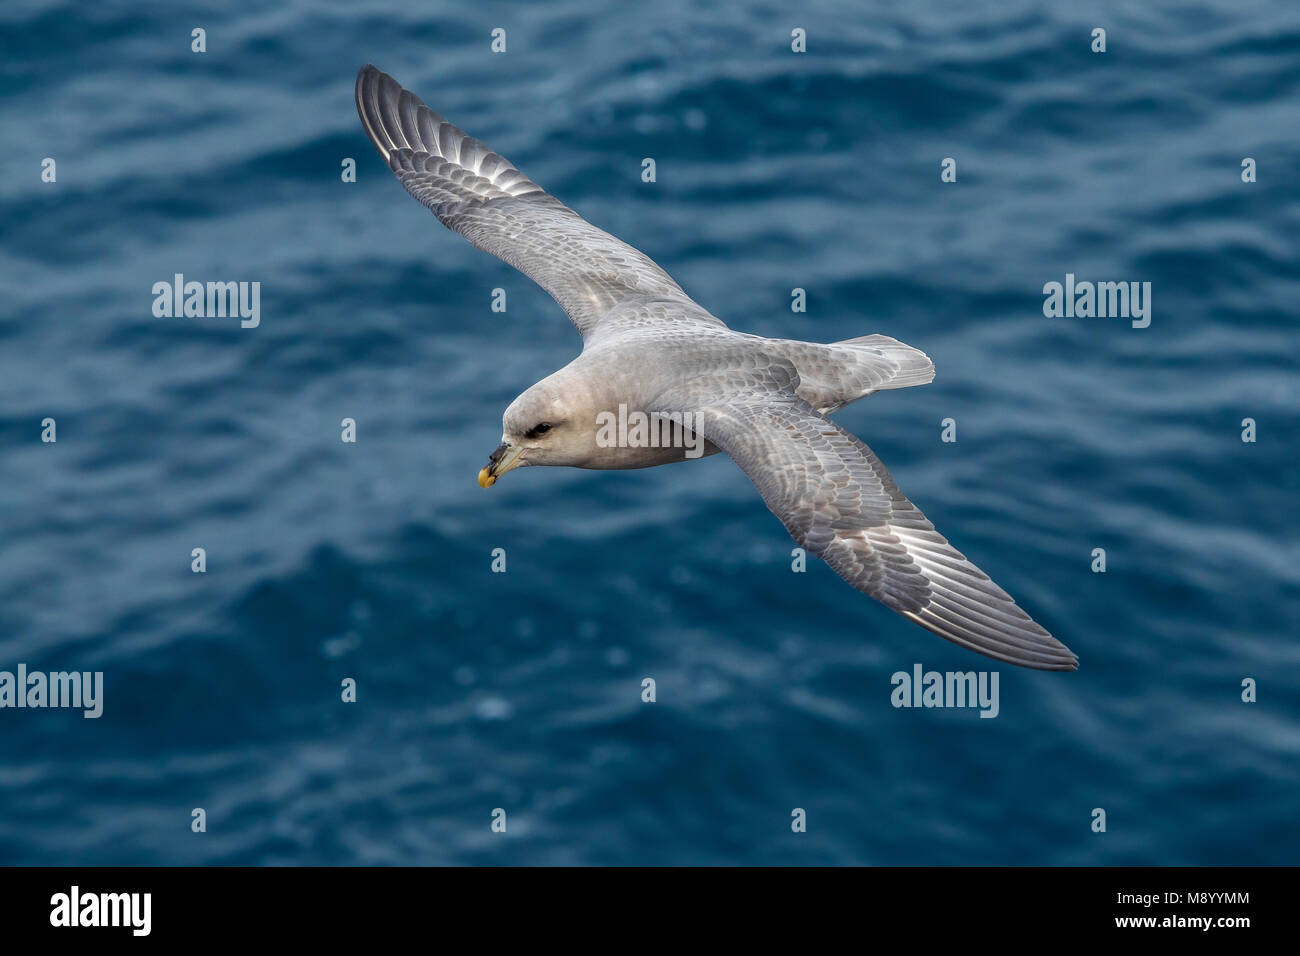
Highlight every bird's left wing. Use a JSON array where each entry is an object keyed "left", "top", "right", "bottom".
[{"left": 654, "top": 381, "right": 1078, "bottom": 671}]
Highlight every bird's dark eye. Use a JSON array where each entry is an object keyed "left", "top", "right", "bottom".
[{"left": 526, "top": 422, "right": 553, "bottom": 439}]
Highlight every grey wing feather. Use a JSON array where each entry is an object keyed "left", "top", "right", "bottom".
[
  {"left": 355, "top": 65, "right": 720, "bottom": 337},
  {"left": 657, "top": 378, "right": 1078, "bottom": 671}
]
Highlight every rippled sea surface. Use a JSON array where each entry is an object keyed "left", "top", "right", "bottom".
[{"left": 0, "top": 0, "right": 1296, "bottom": 865}]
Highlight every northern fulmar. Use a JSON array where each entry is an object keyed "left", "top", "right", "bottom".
[{"left": 355, "top": 65, "right": 1078, "bottom": 671}]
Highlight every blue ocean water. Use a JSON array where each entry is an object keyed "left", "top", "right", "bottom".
[{"left": 0, "top": 0, "right": 1296, "bottom": 865}]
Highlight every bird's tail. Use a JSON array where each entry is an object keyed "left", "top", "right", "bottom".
[{"left": 832, "top": 334, "right": 935, "bottom": 389}]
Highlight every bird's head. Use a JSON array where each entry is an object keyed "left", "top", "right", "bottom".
[{"left": 477, "top": 378, "right": 594, "bottom": 487}]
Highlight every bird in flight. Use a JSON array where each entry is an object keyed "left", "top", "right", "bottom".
[{"left": 355, "top": 65, "right": 1078, "bottom": 671}]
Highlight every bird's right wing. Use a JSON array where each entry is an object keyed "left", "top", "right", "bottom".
[
  {"left": 655, "top": 384, "right": 1078, "bottom": 671},
  {"left": 355, "top": 65, "right": 723, "bottom": 339}
]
